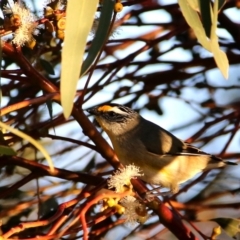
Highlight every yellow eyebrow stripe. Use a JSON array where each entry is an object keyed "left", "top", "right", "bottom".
[{"left": 98, "top": 105, "right": 113, "bottom": 112}]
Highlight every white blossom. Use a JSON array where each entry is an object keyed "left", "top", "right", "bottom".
[
  {"left": 120, "top": 195, "right": 150, "bottom": 225},
  {"left": 108, "top": 164, "right": 143, "bottom": 193},
  {"left": 4, "top": 2, "right": 37, "bottom": 46}
]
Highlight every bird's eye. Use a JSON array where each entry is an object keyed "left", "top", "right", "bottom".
[
  {"left": 108, "top": 111, "right": 117, "bottom": 117},
  {"left": 105, "top": 110, "right": 125, "bottom": 122}
]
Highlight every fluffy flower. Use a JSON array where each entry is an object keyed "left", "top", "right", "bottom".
[
  {"left": 108, "top": 164, "right": 143, "bottom": 193},
  {"left": 120, "top": 196, "right": 140, "bottom": 224},
  {"left": 120, "top": 196, "right": 148, "bottom": 225},
  {"left": 4, "top": 2, "right": 37, "bottom": 46}
]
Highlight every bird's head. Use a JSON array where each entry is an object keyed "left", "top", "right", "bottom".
[{"left": 87, "top": 104, "right": 140, "bottom": 136}]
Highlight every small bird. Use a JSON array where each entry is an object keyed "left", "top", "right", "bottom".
[{"left": 87, "top": 104, "right": 235, "bottom": 193}]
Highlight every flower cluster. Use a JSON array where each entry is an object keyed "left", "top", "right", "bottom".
[
  {"left": 108, "top": 164, "right": 143, "bottom": 192},
  {"left": 3, "top": 2, "right": 37, "bottom": 46},
  {"left": 120, "top": 196, "right": 149, "bottom": 225},
  {"left": 107, "top": 164, "right": 148, "bottom": 224}
]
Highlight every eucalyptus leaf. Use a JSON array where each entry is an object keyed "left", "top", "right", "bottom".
[
  {"left": 199, "top": 0, "right": 212, "bottom": 38},
  {"left": 0, "top": 145, "right": 16, "bottom": 156},
  {"left": 39, "top": 59, "right": 55, "bottom": 75},
  {"left": 81, "top": 0, "right": 114, "bottom": 76},
  {"left": 187, "top": 0, "right": 199, "bottom": 11},
  {"left": 60, "top": 0, "right": 98, "bottom": 118},
  {"left": 219, "top": 0, "right": 226, "bottom": 11},
  {"left": 210, "top": 0, "right": 229, "bottom": 79},
  {"left": 179, "top": 0, "right": 210, "bottom": 51},
  {"left": 214, "top": 218, "right": 240, "bottom": 237},
  {"left": 179, "top": 0, "right": 229, "bottom": 78}
]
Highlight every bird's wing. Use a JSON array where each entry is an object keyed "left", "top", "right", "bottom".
[
  {"left": 138, "top": 118, "right": 236, "bottom": 165},
  {"left": 138, "top": 119, "right": 184, "bottom": 155},
  {"left": 174, "top": 143, "right": 236, "bottom": 165},
  {"left": 182, "top": 143, "right": 217, "bottom": 157},
  {"left": 142, "top": 131, "right": 236, "bottom": 165}
]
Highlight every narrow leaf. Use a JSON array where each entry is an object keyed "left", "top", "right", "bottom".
[
  {"left": 180, "top": 0, "right": 229, "bottom": 78},
  {"left": 179, "top": 0, "right": 210, "bottom": 51},
  {"left": 218, "top": 0, "right": 226, "bottom": 11},
  {"left": 46, "top": 98, "right": 53, "bottom": 121},
  {"left": 81, "top": 0, "right": 114, "bottom": 76},
  {"left": 199, "top": 0, "right": 212, "bottom": 38},
  {"left": 0, "top": 121, "right": 54, "bottom": 172},
  {"left": 0, "top": 145, "right": 16, "bottom": 156},
  {"left": 214, "top": 218, "right": 240, "bottom": 237},
  {"left": 187, "top": 0, "right": 199, "bottom": 11},
  {"left": 211, "top": 40, "right": 229, "bottom": 79},
  {"left": 210, "top": 0, "right": 229, "bottom": 79},
  {"left": 39, "top": 59, "right": 55, "bottom": 75},
  {"left": 61, "top": 0, "right": 98, "bottom": 118}
]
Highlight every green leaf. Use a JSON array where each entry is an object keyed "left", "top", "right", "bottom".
[
  {"left": 0, "top": 131, "right": 16, "bottom": 156},
  {"left": 42, "top": 89, "right": 53, "bottom": 127},
  {"left": 214, "top": 218, "right": 240, "bottom": 237},
  {"left": 179, "top": 0, "right": 210, "bottom": 51},
  {"left": 80, "top": 0, "right": 114, "bottom": 76},
  {"left": 0, "top": 121, "right": 55, "bottom": 172},
  {"left": 187, "top": 0, "right": 199, "bottom": 11},
  {"left": 60, "top": 0, "right": 99, "bottom": 118},
  {"left": 39, "top": 197, "right": 58, "bottom": 219},
  {"left": 210, "top": 0, "right": 229, "bottom": 79},
  {"left": 39, "top": 59, "right": 55, "bottom": 75},
  {"left": 211, "top": 41, "right": 229, "bottom": 79},
  {"left": 180, "top": 0, "right": 229, "bottom": 79},
  {"left": 0, "top": 145, "right": 16, "bottom": 156},
  {"left": 218, "top": 0, "right": 226, "bottom": 11},
  {"left": 46, "top": 98, "right": 53, "bottom": 121},
  {"left": 199, "top": 0, "right": 212, "bottom": 38}
]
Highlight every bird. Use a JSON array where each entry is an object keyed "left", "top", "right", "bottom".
[{"left": 87, "top": 103, "right": 235, "bottom": 193}]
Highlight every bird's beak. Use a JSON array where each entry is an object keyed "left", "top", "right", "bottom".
[
  {"left": 87, "top": 107, "right": 98, "bottom": 115},
  {"left": 87, "top": 107, "right": 100, "bottom": 127}
]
